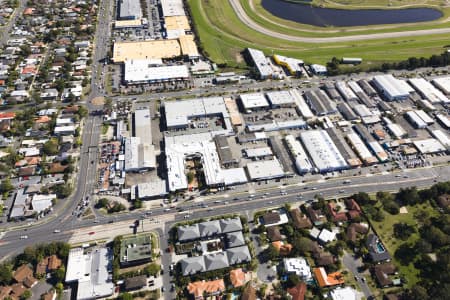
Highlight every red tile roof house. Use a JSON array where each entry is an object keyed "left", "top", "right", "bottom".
[
  {"left": 327, "top": 202, "right": 348, "bottom": 223},
  {"left": 0, "top": 112, "right": 16, "bottom": 131},
  {"left": 13, "top": 265, "right": 37, "bottom": 288},
  {"left": 345, "top": 198, "right": 362, "bottom": 220},
  {"left": 20, "top": 65, "right": 38, "bottom": 79},
  {"left": 287, "top": 282, "right": 307, "bottom": 300}
]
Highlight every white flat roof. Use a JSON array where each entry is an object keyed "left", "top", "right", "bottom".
[
  {"left": 347, "top": 81, "right": 363, "bottom": 94},
  {"left": 136, "top": 180, "right": 168, "bottom": 198},
  {"left": 245, "top": 147, "right": 272, "bottom": 158},
  {"left": 54, "top": 125, "right": 75, "bottom": 133},
  {"left": 387, "top": 123, "right": 406, "bottom": 138},
  {"left": 311, "top": 64, "right": 327, "bottom": 73},
  {"left": 119, "top": 0, "right": 142, "bottom": 19},
  {"left": 409, "top": 77, "right": 449, "bottom": 103},
  {"left": 335, "top": 81, "right": 358, "bottom": 101},
  {"left": 430, "top": 130, "right": 450, "bottom": 148},
  {"left": 124, "top": 137, "right": 156, "bottom": 171},
  {"left": 283, "top": 257, "right": 312, "bottom": 281},
  {"left": 161, "top": 0, "right": 185, "bottom": 17},
  {"left": 353, "top": 104, "right": 372, "bottom": 117},
  {"left": 134, "top": 108, "right": 152, "bottom": 144},
  {"left": 413, "top": 138, "right": 446, "bottom": 154},
  {"left": 330, "top": 287, "right": 358, "bottom": 300},
  {"left": 347, "top": 132, "right": 376, "bottom": 161},
  {"left": 284, "top": 135, "right": 313, "bottom": 173},
  {"left": 165, "top": 97, "right": 230, "bottom": 129},
  {"left": 372, "top": 74, "right": 410, "bottom": 100},
  {"left": 432, "top": 76, "right": 450, "bottom": 94},
  {"left": 247, "top": 48, "right": 272, "bottom": 77},
  {"left": 290, "top": 89, "right": 314, "bottom": 118},
  {"left": 406, "top": 111, "right": 427, "bottom": 128},
  {"left": 222, "top": 168, "right": 248, "bottom": 185},
  {"left": 240, "top": 93, "right": 269, "bottom": 110},
  {"left": 246, "top": 159, "right": 285, "bottom": 180},
  {"left": 414, "top": 109, "right": 434, "bottom": 124},
  {"left": 300, "top": 130, "right": 348, "bottom": 172},
  {"left": 76, "top": 248, "right": 114, "bottom": 300},
  {"left": 266, "top": 90, "right": 296, "bottom": 106},
  {"left": 318, "top": 228, "right": 337, "bottom": 243},
  {"left": 124, "top": 60, "right": 189, "bottom": 83},
  {"left": 65, "top": 248, "right": 88, "bottom": 282},
  {"left": 166, "top": 140, "right": 225, "bottom": 191},
  {"left": 436, "top": 114, "right": 450, "bottom": 129}
]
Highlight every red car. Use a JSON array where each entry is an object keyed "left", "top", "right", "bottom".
[{"left": 88, "top": 231, "right": 95, "bottom": 235}]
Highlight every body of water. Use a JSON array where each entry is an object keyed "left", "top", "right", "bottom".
[{"left": 261, "top": 0, "right": 443, "bottom": 27}]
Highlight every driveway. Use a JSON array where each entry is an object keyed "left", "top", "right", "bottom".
[
  {"left": 342, "top": 252, "right": 373, "bottom": 298},
  {"left": 249, "top": 223, "right": 278, "bottom": 283}
]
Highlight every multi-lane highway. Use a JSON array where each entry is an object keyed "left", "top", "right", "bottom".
[
  {"left": 0, "top": 164, "right": 448, "bottom": 259},
  {"left": 0, "top": 0, "right": 112, "bottom": 258}
]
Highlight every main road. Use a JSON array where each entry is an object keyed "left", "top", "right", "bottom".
[
  {"left": 228, "top": 0, "right": 450, "bottom": 43},
  {"left": 0, "top": 164, "right": 448, "bottom": 258},
  {"left": 0, "top": 0, "right": 113, "bottom": 258}
]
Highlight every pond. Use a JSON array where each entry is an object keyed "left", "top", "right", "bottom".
[{"left": 260, "top": 0, "right": 443, "bottom": 27}]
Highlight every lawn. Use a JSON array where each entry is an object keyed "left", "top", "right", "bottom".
[
  {"left": 369, "top": 202, "right": 439, "bottom": 287},
  {"left": 187, "top": 0, "right": 450, "bottom": 65},
  {"left": 243, "top": 0, "right": 450, "bottom": 37}
]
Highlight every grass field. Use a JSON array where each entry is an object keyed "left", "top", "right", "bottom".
[
  {"left": 312, "top": 0, "right": 446, "bottom": 8},
  {"left": 370, "top": 202, "right": 438, "bottom": 288},
  {"left": 188, "top": 0, "right": 450, "bottom": 66}
]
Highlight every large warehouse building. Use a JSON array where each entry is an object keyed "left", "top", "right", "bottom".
[
  {"left": 164, "top": 97, "right": 232, "bottom": 134},
  {"left": 284, "top": 135, "right": 313, "bottom": 174},
  {"left": 118, "top": 0, "right": 142, "bottom": 20},
  {"left": 246, "top": 48, "right": 273, "bottom": 80},
  {"left": 432, "top": 76, "right": 450, "bottom": 95},
  {"left": 300, "top": 130, "right": 348, "bottom": 173},
  {"left": 124, "top": 60, "right": 189, "bottom": 84},
  {"left": 408, "top": 78, "right": 449, "bottom": 104},
  {"left": 372, "top": 74, "right": 411, "bottom": 101},
  {"left": 161, "top": 0, "right": 185, "bottom": 17},
  {"left": 165, "top": 137, "right": 247, "bottom": 192},
  {"left": 113, "top": 37, "right": 198, "bottom": 62}
]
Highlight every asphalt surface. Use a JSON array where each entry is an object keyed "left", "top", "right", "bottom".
[
  {"left": 228, "top": 0, "right": 450, "bottom": 43},
  {"left": 1, "top": 164, "right": 448, "bottom": 257},
  {"left": 342, "top": 252, "right": 372, "bottom": 298},
  {"left": 0, "top": 0, "right": 449, "bottom": 297},
  {"left": 0, "top": 0, "right": 27, "bottom": 47}
]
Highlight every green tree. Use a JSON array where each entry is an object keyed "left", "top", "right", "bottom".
[
  {"left": 186, "top": 172, "right": 195, "bottom": 184},
  {"left": 118, "top": 293, "right": 133, "bottom": 300},
  {"left": 286, "top": 274, "right": 300, "bottom": 288},
  {"left": 20, "top": 290, "right": 31, "bottom": 300},
  {"left": 0, "top": 178, "right": 14, "bottom": 193},
  {"left": 382, "top": 199, "right": 400, "bottom": 215},
  {"left": 134, "top": 199, "right": 143, "bottom": 209},
  {"left": 53, "top": 265, "right": 66, "bottom": 283},
  {"left": 263, "top": 244, "right": 279, "bottom": 262},
  {"left": 352, "top": 192, "right": 371, "bottom": 205},
  {"left": 42, "top": 139, "right": 59, "bottom": 155},
  {"left": 406, "top": 285, "right": 429, "bottom": 300},
  {"left": 53, "top": 184, "right": 72, "bottom": 198},
  {"left": 393, "top": 222, "right": 416, "bottom": 240},
  {"left": 55, "top": 282, "right": 63, "bottom": 294},
  {"left": 0, "top": 262, "right": 13, "bottom": 285},
  {"left": 96, "top": 198, "right": 109, "bottom": 209},
  {"left": 77, "top": 106, "right": 88, "bottom": 118},
  {"left": 144, "top": 263, "right": 160, "bottom": 277},
  {"left": 396, "top": 187, "right": 421, "bottom": 205}
]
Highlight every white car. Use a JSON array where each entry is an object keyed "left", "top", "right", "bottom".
[
  {"left": 53, "top": 229, "right": 61, "bottom": 233},
  {"left": 20, "top": 235, "right": 28, "bottom": 239}
]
